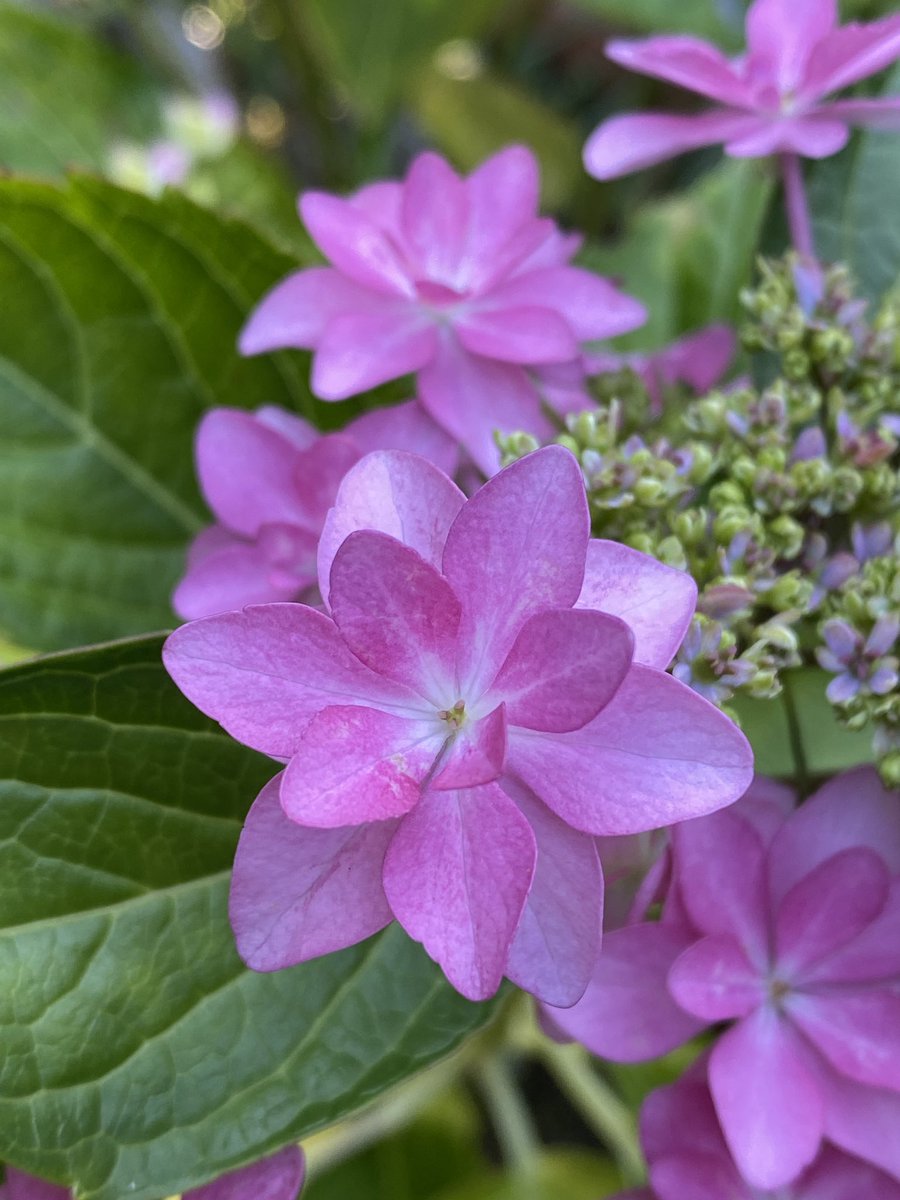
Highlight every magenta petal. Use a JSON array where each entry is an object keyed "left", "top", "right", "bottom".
[
  {"left": 806, "top": 881, "right": 900, "bottom": 985},
  {"left": 185, "top": 1146, "right": 305, "bottom": 1200},
  {"left": 724, "top": 115, "right": 849, "bottom": 158},
  {"left": 443, "top": 445, "right": 589, "bottom": 693},
  {"left": 710, "top": 1008, "right": 824, "bottom": 1190},
  {"left": 584, "top": 111, "right": 758, "bottom": 179},
  {"left": 3, "top": 1171, "right": 69, "bottom": 1200},
  {"left": 545, "top": 922, "right": 706, "bottom": 1060},
  {"left": 329, "top": 530, "right": 461, "bottom": 698},
  {"left": 431, "top": 704, "right": 507, "bottom": 790},
  {"left": 312, "top": 310, "right": 438, "bottom": 399},
  {"left": 289, "top": 433, "right": 362, "bottom": 525},
  {"left": 343, "top": 400, "right": 460, "bottom": 476},
  {"left": 775, "top": 847, "right": 889, "bottom": 976},
  {"left": 281, "top": 706, "right": 441, "bottom": 828},
  {"left": 455, "top": 305, "right": 579, "bottom": 364},
  {"left": 800, "top": 1145, "right": 900, "bottom": 1200},
  {"left": 350, "top": 180, "right": 403, "bottom": 237},
  {"left": 229, "top": 775, "right": 395, "bottom": 970},
  {"left": 173, "top": 535, "right": 311, "bottom": 620},
  {"left": 788, "top": 990, "right": 900, "bottom": 1092},
  {"left": 606, "top": 35, "right": 752, "bottom": 105},
  {"left": 489, "top": 608, "right": 633, "bottom": 734},
  {"left": 418, "top": 335, "right": 553, "bottom": 474},
  {"left": 163, "top": 604, "right": 423, "bottom": 759},
  {"left": 577, "top": 540, "right": 697, "bottom": 669},
  {"left": 239, "top": 267, "right": 382, "bottom": 354},
  {"left": 815, "top": 96, "right": 900, "bottom": 129},
  {"left": 300, "top": 191, "right": 414, "bottom": 296},
  {"left": 477, "top": 267, "right": 647, "bottom": 341},
  {"left": 504, "top": 780, "right": 603, "bottom": 1006},
  {"left": 640, "top": 1071, "right": 724, "bottom": 1163},
  {"left": 382, "top": 783, "right": 536, "bottom": 1000},
  {"left": 668, "top": 935, "right": 764, "bottom": 1021},
  {"left": 804, "top": 14, "right": 900, "bottom": 98},
  {"left": 650, "top": 1154, "right": 744, "bottom": 1200},
  {"left": 509, "top": 666, "right": 753, "bottom": 836},
  {"left": 464, "top": 145, "right": 540, "bottom": 286},
  {"left": 820, "top": 1065, "right": 900, "bottom": 1181},
  {"left": 401, "top": 151, "right": 468, "bottom": 285},
  {"left": 746, "top": 0, "right": 837, "bottom": 94}
]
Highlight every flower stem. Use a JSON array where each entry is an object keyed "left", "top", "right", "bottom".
[
  {"left": 537, "top": 1041, "right": 644, "bottom": 1185},
  {"left": 780, "top": 153, "right": 816, "bottom": 260},
  {"left": 781, "top": 669, "right": 810, "bottom": 797},
  {"left": 476, "top": 1053, "right": 542, "bottom": 1184}
]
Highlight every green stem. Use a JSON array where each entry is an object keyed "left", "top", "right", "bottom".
[
  {"left": 476, "top": 1054, "right": 541, "bottom": 1183},
  {"left": 538, "top": 1041, "right": 644, "bottom": 1186},
  {"left": 781, "top": 670, "right": 810, "bottom": 796}
]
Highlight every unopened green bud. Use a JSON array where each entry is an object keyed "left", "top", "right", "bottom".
[
  {"left": 673, "top": 508, "right": 708, "bottom": 546},
  {"left": 656, "top": 536, "right": 688, "bottom": 571},
  {"left": 879, "top": 752, "right": 900, "bottom": 789},
  {"left": 768, "top": 515, "right": 805, "bottom": 559},
  {"left": 625, "top": 531, "right": 656, "bottom": 556},
  {"left": 747, "top": 668, "right": 780, "bottom": 699}
]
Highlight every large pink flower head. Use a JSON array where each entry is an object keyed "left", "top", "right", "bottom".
[
  {"left": 163, "top": 446, "right": 751, "bottom": 1003},
  {"left": 239, "top": 146, "right": 647, "bottom": 474},
  {"left": 586, "top": 0, "right": 900, "bottom": 178},
  {"left": 546, "top": 767, "right": 900, "bottom": 1190}
]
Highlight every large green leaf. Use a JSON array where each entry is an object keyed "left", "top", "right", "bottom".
[
  {"left": 563, "top": 0, "right": 740, "bottom": 44},
  {"left": 0, "top": 175, "right": 316, "bottom": 652},
  {"left": 0, "top": 637, "right": 495, "bottom": 1200}
]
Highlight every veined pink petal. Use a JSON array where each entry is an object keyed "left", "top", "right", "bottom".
[
  {"left": 300, "top": 191, "right": 414, "bottom": 297},
  {"left": 668, "top": 934, "right": 765, "bottom": 1021},
  {"left": 504, "top": 779, "right": 603, "bottom": 1007},
  {"left": 162, "top": 604, "right": 424, "bottom": 758},
  {"left": 489, "top": 608, "right": 633, "bottom": 733},
  {"left": 185, "top": 1146, "right": 305, "bottom": 1200},
  {"left": 173, "top": 535, "right": 313, "bottom": 620},
  {"left": 344, "top": 400, "right": 460, "bottom": 476},
  {"left": 239, "top": 267, "right": 383, "bottom": 354},
  {"left": 455, "top": 306, "right": 579, "bottom": 365},
  {"left": 607, "top": 35, "right": 753, "bottom": 106},
  {"left": 709, "top": 1008, "right": 824, "bottom": 1190},
  {"left": 508, "top": 666, "right": 753, "bottom": 836},
  {"left": 814, "top": 96, "right": 900, "bottom": 129},
  {"left": 475, "top": 266, "right": 647, "bottom": 341},
  {"left": 317, "top": 449, "right": 465, "bottom": 605},
  {"left": 820, "top": 1064, "right": 900, "bottom": 1181},
  {"left": 329, "top": 530, "right": 461, "bottom": 699},
  {"left": 463, "top": 145, "right": 540, "bottom": 286},
  {"left": 418, "top": 334, "right": 553, "bottom": 474},
  {"left": 281, "top": 705, "right": 440, "bottom": 827},
  {"left": 431, "top": 704, "right": 507, "bottom": 790},
  {"left": 401, "top": 152, "right": 468, "bottom": 286},
  {"left": 544, "top": 923, "right": 706, "bottom": 1060},
  {"left": 383, "top": 783, "right": 536, "bottom": 1000},
  {"left": 724, "top": 115, "right": 849, "bottom": 158},
  {"left": 745, "top": 0, "right": 837, "bottom": 95},
  {"left": 775, "top": 848, "right": 889, "bottom": 976},
  {"left": 576, "top": 540, "right": 697, "bottom": 669},
  {"left": 788, "top": 991, "right": 900, "bottom": 1093},
  {"left": 312, "top": 310, "right": 437, "bottom": 399},
  {"left": 584, "top": 111, "right": 759, "bottom": 179},
  {"left": 443, "top": 446, "right": 589, "bottom": 694},
  {"left": 229, "top": 774, "right": 396, "bottom": 971},
  {"left": 803, "top": 14, "right": 900, "bottom": 99}
]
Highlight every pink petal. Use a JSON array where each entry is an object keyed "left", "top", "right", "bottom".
[
  {"left": 3, "top": 1171, "right": 68, "bottom": 1200},
  {"left": 769, "top": 765, "right": 900, "bottom": 905},
  {"left": 455, "top": 305, "right": 579, "bottom": 365},
  {"left": 544, "top": 922, "right": 706, "bottom": 1059},
  {"left": 281, "top": 705, "right": 441, "bottom": 827},
  {"left": 400, "top": 152, "right": 468, "bottom": 286},
  {"left": 229, "top": 774, "right": 396, "bottom": 971},
  {"left": 800, "top": 1145, "right": 900, "bottom": 1200},
  {"left": 804, "top": 14, "right": 900, "bottom": 98},
  {"left": 814, "top": 96, "right": 900, "bottom": 129},
  {"left": 349, "top": 180, "right": 403, "bottom": 238},
  {"left": 508, "top": 665, "right": 753, "bottom": 836},
  {"left": 317, "top": 448, "right": 465, "bottom": 606},
  {"left": 239, "top": 267, "right": 383, "bottom": 354},
  {"left": 820, "top": 1065, "right": 900, "bottom": 1181},
  {"left": 343, "top": 399, "right": 460, "bottom": 475},
  {"left": 731, "top": 775, "right": 796, "bottom": 846},
  {"left": 312, "top": 310, "right": 437, "bottom": 399},
  {"left": 724, "top": 115, "right": 849, "bottom": 157},
  {"left": 418, "top": 334, "right": 553, "bottom": 474},
  {"left": 788, "top": 990, "right": 900, "bottom": 1092},
  {"left": 649, "top": 1154, "right": 745, "bottom": 1200},
  {"left": 329, "top": 530, "right": 461, "bottom": 698},
  {"left": 775, "top": 847, "right": 889, "bottom": 976},
  {"left": 668, "top": 934, "right": 765, "bottom": 1021},
  {"left": 185, "top": 1146, "right": 305, "bottom": 1200},
  {"left": 299, "top": 191, "right": 414, "bottom": 297},
  {"left": 476, "top": 266, "right": 647, "bottom": 341},
  {"left": 195, "top": 409, "right": 309, "bottom": 537},
  {"left": 443, "top": 445, "right": 589, "bottom": 694},
  {"left": 745, "top": 0, "right": 837, "bottom": 95},
  {"left": 382, "top": 783, "right": 536, "bottom": 999},
  {"left": 162, "top": 604, "right": 423, "bottom": 758},
  {"left": 607, "top": 35, "right": 752, "bottom": 106},
  {"left": 576, "top": 539, "right": 697, "bottom": 669},
  {"left": 805, "top": 880, "right": 900, "bottom": 985},
  {"left": 431, "top": 704, "right": 507, "bottom": 790},
  {"left": 289, "top": 433, "right": 361, "bottom": 525},
  {"left": 652, "top": 324, "right": 737, "bottom": 394},
  {"left": 709, "top": 1008, "right": 824, "bottom": 1190},
  {"left": 463, "top": 145, "right": 540, "bottom": 287},
  {"left": 504, "top": 779, "right": 603, "bottom": 1007},
  {"left": 173, "top": 534, "right": 312, "bottom": 620},
  {"left": 584, "top": 111, "right": 759, "bottom": 179},
  {"left": 489, "top": 607, "right": 633, "bottom": 733},
  {"left": 640, "top": 1070, "right": 724, "bottom": 1162}
]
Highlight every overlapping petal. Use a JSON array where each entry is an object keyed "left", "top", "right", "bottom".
[
  {"left": 299, "top": 192, "right": 414, "bottom": 296},
  {"left": 239, "top": 267, "right": 383, "bottom": 354},
  {"left": 312, "top": 310, "right": 438, "bottom": 399},
  {"left": 606, "top": 35, "right": 752, "bottom": 106},
  {"left": 584, "top": 111, "right": 758, "bottom": 179}
]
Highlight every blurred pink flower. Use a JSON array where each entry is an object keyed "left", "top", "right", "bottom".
[
  {"left": 164, "top": 447, "right": 751, "bottom": 1003},
  {"left": 586, "top": 0, "right": 900, "bottom": 179},
  {"left": 240, "top": 146, "right": 646, "bottom": 473}
]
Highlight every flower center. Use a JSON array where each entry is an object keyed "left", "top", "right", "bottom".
[{"left": 438, "top": 699, "right": 467, "bottom": 730}]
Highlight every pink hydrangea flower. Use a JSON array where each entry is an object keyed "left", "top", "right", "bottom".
[
  {"left": 173, "top": 401, "right": 458, "bottom": 619},
  {"left": 239, "top": 146, "right": 646, "bottom": 474},
  {"left": 617, "top": 1063, "right": 900, "bottom": 1199},
  {"left": 0, "top": 1147, "right": 304, "bottom": 1200},
  {"left": 545, "top": 768, "right": 900, "bottom": 1190},
  {"left": 164, "top": 446, "right": 752, "bottom": 1004},
  {"left": 585, "top": 0, "right": 900, "bottom": 179}
]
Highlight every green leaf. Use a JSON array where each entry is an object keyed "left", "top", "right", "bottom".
[
  {"left": 0, "top": 175, "right": 316, "bottom": 653},
  {"left": 563, "top": 0, "right": 740, "bottom": 45},
  {"left": 0, "top": 637, "right": 495, "bottom": 1200},
  {"left": 433, "top": 1151, "right": 622, "bottom": 1200},
  {"left": 0, "top": 4, "right": 160, "bottom": 176}
]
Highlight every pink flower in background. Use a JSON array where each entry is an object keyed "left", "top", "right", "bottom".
[
  {"left": 0, "top": 1147, "right": 304, "bottom": 1200},
  {"left": 546, "top": 767, "right": 900, "bottom": 1190},
  {"left": 173, "top": 401, "right": 458, "bottom": 619},
  {"left": 239, "top": 146, "right": 646, "bottom": 473},
  {"left": 164, "top": 447, "right": 751, "bottom": 1003},
  {"left": 585, "top": 0, "right": 900, "bottom": 179}
]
